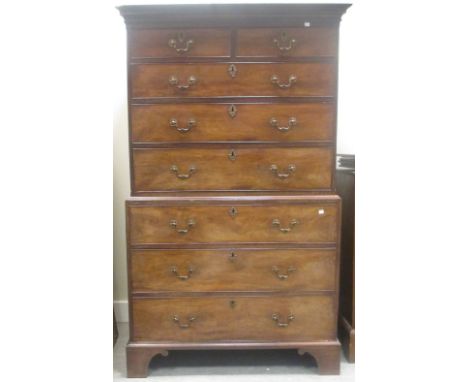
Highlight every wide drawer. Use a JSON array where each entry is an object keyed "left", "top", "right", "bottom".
[
  {"left": 131, "top": 248, "right": 336, "bottom": 293},
  {"left": 132, "top": 146, "right": 333, "bottom": 193},
  {"left": 127, "top": 198, "right": 339, "bottom": 246},
  {"left": 236, "top": 28, "right": 337, "bottom": 57},
  {"left": 128, "top": 28, "right": 231, "bottom": 58},
  {"left": 131, "top": 295, "right": 336, "bottom": 342},
  {"left": 131, "top": 63, "right": 334, "bottom": 98},
  {"left": 131, "top": 103, "right": 334, "bottom": 143}
]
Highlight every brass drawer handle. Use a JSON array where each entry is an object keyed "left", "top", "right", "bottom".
[
  {"left": 169, "top": 219, "right": 196, "bottom": 234},
  {"left": 270, "top": 117, "right": 297, "bottom": 132},
  {"left": 170, "top": 165, "right": 196, "bottom": 179},
  {"left": 272, "top": 266, "right": 296, "bottom": 280},
  {"left": 273, "top": 31, "right": 296, "bottom": 53},
  {"left": 173, "top": 314, "right": 197, "bottom": 329},
  {"left": 171, "top": 266, "right": 194, "bottom": 280},
  {"left": 169, "top": 75, "right": 197, "bottom": 90},
  {"left": 272, "top": 313, "right": 295, "bottom": 327},
  {"left": 271, "top": 74, "right": 297, "bottom": 89},
  {"left": 168, "top": 32, "right": 194, "bottom": 54},
  {"left": 270, "top": 164, "right": 296, "bottom": 179},
  {"left": 272, "top": 219, "right": 299, "bottom": 233},
  {"left": 170, "top": 118, "right": 197, "bottom": 133}
]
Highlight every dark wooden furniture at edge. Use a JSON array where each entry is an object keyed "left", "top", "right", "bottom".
[
  {"left": 118, "top": 3, "right": 352, "bottom": 377},
  {"left": 336, "top": 155, "right": 355, "bottom": 363}
]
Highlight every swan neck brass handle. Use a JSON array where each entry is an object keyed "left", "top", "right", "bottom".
[
  {"left": 168, "top": 32, "right": 194, "bottom": 54},
  {"left": 271, "top": 74, "right": 297, "bottom": 89},
  {"left": 272, "top": 266, "right": 296, "bottom": 280},
  {"left": 171, "top": 266, "right": 194, "bottom": 280},
  {"left": 273, "top": 31, "right": 296, "bottom": 53},
  {"left": 272, "top": 219, "right": 299, "bottom": 233},
  {"left": 170, "top": 165, "right": 196, "bottom": 179},
  {"left": 169, "top": 219, "right": 196, "bottom": 234},
  {"left": 272, "top": 313, "right": 295, "bottom": 327},
  {"left": 170, "top": 118, "right": 197, "bottom": 133},
  {"left": 270, "top": 164, "right": 296, "bottom": 179},
  {"left": 169, "top": 75, "right": 197, "bottom": 90},
  {"left": 270, "top": 117, "right": 297, "bottom": 131},
  {"left": 173, "top": 314, "right": 197, "bottom": 329}
]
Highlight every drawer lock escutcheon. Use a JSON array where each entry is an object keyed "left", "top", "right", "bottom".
[
  {"left": 228, "top": 149, "right": 237, "bottom": 161},
  {"left": 229, "top": 251, "right": 237, "bottom": 262},
  {"left": 228, "top": 104, "right": 237, "bottom": 118},
  {"left": 168, "top": 32, "right": 194, "bottom": 54},
  {"left": 270, "top": 117, "right": 297, "bottom": 132},
  {"left": 272, "top": 219, "right": 299, "bottom": 233},
  {"left": 272, "top": 266, "right": 296, "bottom": 280},
  {"left": 169, "top": 219, "right": 196, "bottom": 234},
  {"left": 171, "top": 266, "right": 194, "bottom": 280},
  {"left": 228, "top": 64, "right": 237, "bottom": 78},
  {"left": 173, "top": 314, "right": 197, "bottom": 329},
  {"left": 271, "top": 74, "right": 297, "bottom": 89},
  {"left": 272, "top": 313, "right": 295, "bottom": 327}
]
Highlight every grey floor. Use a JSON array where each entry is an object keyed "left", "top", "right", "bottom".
[{"left": 114, "top": 323, "right": 355, "bottom": 381}]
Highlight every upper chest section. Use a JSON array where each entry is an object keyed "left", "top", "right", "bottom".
[{"left": 119, "top": 4, "right": 350, "bottom": 62}]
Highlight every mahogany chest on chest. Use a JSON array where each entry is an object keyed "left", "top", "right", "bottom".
[{"left": 118, "top": 3, "right": 351, "bottom": 377}]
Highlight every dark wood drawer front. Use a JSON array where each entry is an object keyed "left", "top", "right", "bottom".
[
  {"left": 131, "top": 63, "right": 334, "bottom": 98},
  {"left": 128, "top": 201, "right": 339, "bottom": 246},
  {"left": 237, "top": 28, "right": 337, "bottom": 57},
  {"left": 129, "top": 29, "right": 231, "bottom": 58},
  {"left": 131, "top": 248, "right": 336, "bottom": 293},
  {"left": 132, "top": 295, "right": 336, "bottom": 342},
  {"left": 131, "top": 103, "right": 334, "bottom": 143},
  {"left": 133, "top": 146, "right": 333, "bottom": 193}
]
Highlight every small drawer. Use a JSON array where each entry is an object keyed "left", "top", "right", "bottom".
[
  {"left": 131, "top": 103, "right": 334, "bottom": 143},
  {"left": 131, "top": 63, "right": 334, "bottom": 98},
  {"left": 131, "top": 295, "right": 336, "bottom": 342},
  {"left": 132, "top": 146, "right": 333, "bottom": 193},
  {"left": 131, "top": 248, "right": 337, "bottom": 293},
  {"left": 127, "top": 197, "right": 339, "bottom": 246},
  {"left": 128, "top": 29, "right": 231, "bottom": 58},
  {"left": 236, "top": 28, "right": 337, "bottom": 57}
]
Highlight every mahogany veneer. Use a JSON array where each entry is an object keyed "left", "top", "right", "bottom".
[
  {"left": 132, "top": 146, "right": 334, "bottom": 194},
  {"left": 131, "top": 103, "right": 334, "bottom": 143},
  {"left": 131, "top": 63, "right": 335, "bottom": 98},
  {"left": 127, "top": 198, "right": 339, "bottom": 246},
  {"left": 118, "top": 3, "right": 351, "bottom": 377},
  {"left": 131, "top": 248, "right": 337, "bottom": 293}
]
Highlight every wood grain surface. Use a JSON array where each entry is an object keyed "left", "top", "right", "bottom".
[
  {"left": 131, "top": 63, "right": 335, "bottom": 98},
  {"left": 131, "top": 295, "right": 336, "bottom": 342},
  {"left": 131, "top": 103, "right": 334, "bottom": 143},
  {"left": 131, "top": 248, "right": 337, "bottom": 293}
]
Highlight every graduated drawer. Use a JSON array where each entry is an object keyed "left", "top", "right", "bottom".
[
  {"left": 131, "top": 248, "right": 336, "bottom": 293},
  {"left": 132, "top": 146, "right": 333, "bottom": 193},
  {"left": 131, "top": 295, "right": 336, "bottom": 342},
  {"left": 236, "top": 28, "right": 337, "bottom": 57},
  {"left": 128, "top": 29, "right": 231, "bottom": 58},
  {"left": 127, "top": 198, "right": 339, "bottom": 246},
  {"left": 131, "top": 63, "right": 334, "bottom": 98},
  {"left": 131, "top": 103, "right": 334, "bottom": 143}
]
